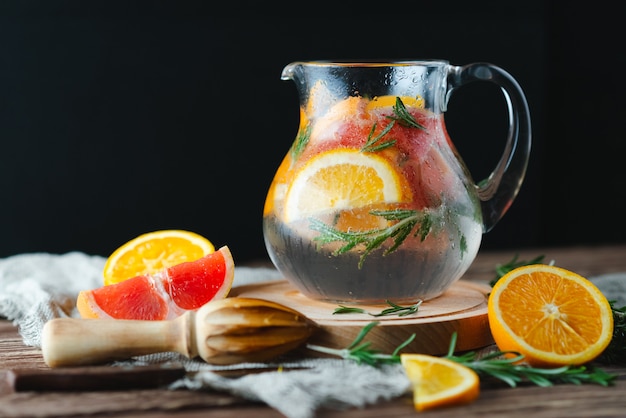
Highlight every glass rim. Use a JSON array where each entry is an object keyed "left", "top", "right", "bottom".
[{"left": 287, "top": 59, "right": 450, "bottom": 67}]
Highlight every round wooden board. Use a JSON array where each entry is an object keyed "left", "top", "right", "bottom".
[{"left": 231, "top": 279, "right": 494, "bottom": 356}]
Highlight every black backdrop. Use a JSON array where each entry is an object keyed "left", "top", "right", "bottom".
[{"left": 1, "top": 2, "right": 624, "bottom": 263}]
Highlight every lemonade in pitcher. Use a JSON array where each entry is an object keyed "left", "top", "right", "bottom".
[{"left": 263, "top": 61, "right": 530, "bottom": 304}]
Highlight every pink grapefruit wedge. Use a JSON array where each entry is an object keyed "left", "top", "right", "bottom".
[{"left": 77, "top": 246, "right": 234, "bottom": 320}]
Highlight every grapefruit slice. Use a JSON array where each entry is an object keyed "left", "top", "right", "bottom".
[{"left": 77, "top": 246, "right": 234, "bottom": 320}]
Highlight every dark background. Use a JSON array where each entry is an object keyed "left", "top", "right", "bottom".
[{"left": 1, "top": 2, "right": 624, "bottom": 263}]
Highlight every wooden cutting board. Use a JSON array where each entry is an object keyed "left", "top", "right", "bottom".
[{"left": 230, "top": 279, "right": 494, "bottom": 355}]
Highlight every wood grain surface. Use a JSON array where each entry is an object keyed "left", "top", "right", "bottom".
[
  {"left": 1, "top": 244, "right": 626, "bottom": 418},
  {"left": 231, "top": 279, "right": 494, "bottom": 355}
]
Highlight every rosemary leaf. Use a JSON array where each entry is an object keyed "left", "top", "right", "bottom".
[
  {"left": 361, "top": 121, "right": 397, "bottom": 153},
  {"left": 333, "top": 306, "right": 368, "bottom": 315},
  {"left": 290, "top": 123, "right": 311, "bottom": 161},
  {"left": 373, "top": 300, "right": 422, "bottom": 317},
  {"left": 307, "top": 323, "right": 617, "bottom": 388},
  {"left": 490, "top": 254, "right": 546, "bottom": 287},
  {"left": 444, "top": 333, "right": 616, "bottom": 387},
  {"left": 306, "top": 321, "right": 410, "bottom": 366},
  {"left": 388, "top": 97, "right": 426, "bottom": 130},
  {"left": 309, "top": 209, "right": 430, "bottom": 268},
  {"left": 597, "top": 302, "right": 626, "bottom": 365},
  {"left": 333, "top": 300, "right": 422, "bottom": 317}
]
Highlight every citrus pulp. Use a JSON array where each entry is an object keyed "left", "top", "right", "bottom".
[
  {"left": 77, "top": 246, "right": 234, "bottom": 320},
  {"left": 103, "top": 230, "right": 214, "bottom": 286},
  {"left": 488, "top": 264, "right": 613, "bottom": 367},
  {"left": 400, "top": 353, "right": 480, "bottom": 411}
]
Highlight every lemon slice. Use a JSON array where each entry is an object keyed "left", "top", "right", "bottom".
[{"left": 283, "top": 149, "right": 407, "bottom": 223}]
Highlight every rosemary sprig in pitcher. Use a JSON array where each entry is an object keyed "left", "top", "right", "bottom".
[{"left": 309, "top": 209, "right": 432, "bottom": 269}]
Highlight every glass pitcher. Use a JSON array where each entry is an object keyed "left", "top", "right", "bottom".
[{"left": 263, "top": 60, "right": 531, "bottom": 304}]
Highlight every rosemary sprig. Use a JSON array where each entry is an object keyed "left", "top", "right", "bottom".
[
  {"left": 292, "top": 97, "right": 420, "bottom": 160},
  {"left": 310, "top": 208, "right": 431, "bottom": 268},
  {"left": 387, "top": 97, "right": 427, "bottom": 130},
  {"left": 598, "top": 302, "right": 626, "bottom": 364},
  {"left": 361, "top": 121, "right": 397, "bottom": 153},
  {"left": 308, "top": 323, "right": 617, "bottom": 387},
  {"left": 333, "top": 300, "right": 423, "bottom": 317},
  {"left": 489, "top": 254, "right": 547, "bottom": 287},
  {"left": 444, "top": 333, "right": 616, "bottom": 387},
  {"left": 290, "top": 122, "right": 311, "bottom": 161},
  {"left": 306, "top": 321, "right": 415, "bottom": 366}
]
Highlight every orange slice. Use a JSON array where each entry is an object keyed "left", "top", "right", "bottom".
[
  {"left": 103, "top": 230, "right": 214, "bottom": 286},
  {"left": 283, "top": 149, "right": 409, "bottom": 223},
  {"left": 78, "top": 246, "right": 234, "bottom": 320},
  {"left": 264, "top": 153, "right": 294, "bottom": 217},
  {"left": 365, "top": 95, "right": 425, "bottom": 110},
  {"left": 400, "top": 353, "right": 480, "bottom": 411},
  {"left": 488, "top": 264, "right": 614, "bottom": 367}
]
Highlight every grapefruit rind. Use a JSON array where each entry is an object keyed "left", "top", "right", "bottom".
[
  {"left": 487, "top": 264, "right": 614, "bottom": 367},
  {"left": 77, "top": 246, "right": 234, "bottom": 320}
]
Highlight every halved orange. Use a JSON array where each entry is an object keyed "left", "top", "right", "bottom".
[
  {"left": 103, "top": 230, "right": 214, "bottom": 286},
  {"left": 488, "top": 264, "right": 614, "bottom": 367},
  {"left": 77, "top": 246, "right": 234, "bottom": 320},
  {"left": 282, "top": 149, "right": 410, "bottom": 223},
  {"left": 400, "top": 353, "right": 480, "bottom": 411}
]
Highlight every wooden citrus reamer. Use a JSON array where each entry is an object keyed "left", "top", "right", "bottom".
[{"left": 41, "top": 297, "right": 316, "bottom": 368}]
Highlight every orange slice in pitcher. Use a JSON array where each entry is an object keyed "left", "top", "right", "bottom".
[
  {"left": 282, "top": 149, "right": 409, "bottom": 223},
  {"left": 103, "top": 230, "right": 215, "bottom": 286},
  {"left": 366, "top": 95, "right": 425, "bottom": 110},
  {"left": 77, "top": 246, "right": 234, "bottom": 320}
]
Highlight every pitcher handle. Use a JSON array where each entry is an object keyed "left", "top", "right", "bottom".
[{"left": 447, "top": 63, "right": 532, "bottom": 232}]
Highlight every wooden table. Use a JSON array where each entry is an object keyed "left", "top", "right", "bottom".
[{"left": 1, "top": 244, "right": 626, "bottom": 417}]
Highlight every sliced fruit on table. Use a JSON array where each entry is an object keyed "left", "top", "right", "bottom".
[
  {"left": 400, "top": 353, "right": 480, "bottom": 411},
  {"left": 103, "top": 229, "right": 215, "bottom": 286},
  {"left": 282, "top": 148, "right": 411, "bottom": 223},
  {"left": 77, "top": 246, "right": 234, "bottom": 320},
  {"left": 487, "top": 264, "right": 614, "bottom": 367}
]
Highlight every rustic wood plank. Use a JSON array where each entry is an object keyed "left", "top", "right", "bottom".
[
  {"left": 6, "top": 363, "right": 186, "bottom": 392},
  {"left": 0, "top": 245, "right": 625, "bottom": 417},
  {"left": 0, "top": 389, "right": 253, "bottom": 418}
]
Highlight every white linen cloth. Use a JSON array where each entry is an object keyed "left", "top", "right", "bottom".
[{"left": 0, "top": 252, "right": 411, "bottom": 418}]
